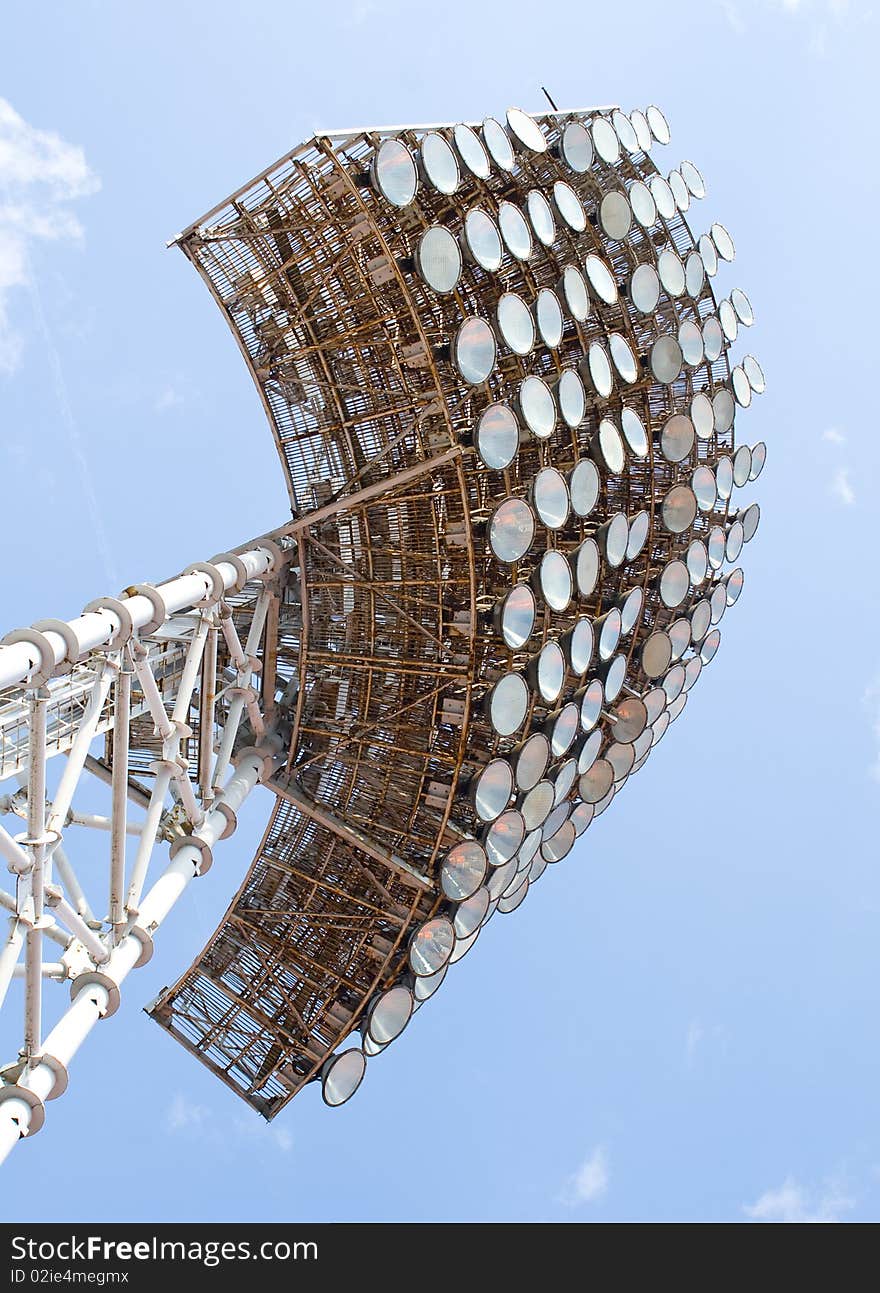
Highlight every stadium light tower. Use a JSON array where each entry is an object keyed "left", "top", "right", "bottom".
[{"left": 0, "top": 102, "right": 765, "bottom": 1157}]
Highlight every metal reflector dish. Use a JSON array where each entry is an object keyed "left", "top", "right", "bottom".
[
  {"left": 454, "top": 886, "right": 490, "bottom": 939},
  {"left": 658, "top": 248, "right": 685, "bottom": 297},
  {"left": 668, "top": 618, "right": 691, "bottom": 659},
  {"left": 626, "top": 510, "right": 648, "bottom": 559},
  {"left": 499, "top": 200, "right": 533, "bottom": 260},
  {"left": 536, "top": 288, "right": 564, "bottom": 348},
  {"left": 579, "top": 759, "right": 614, "bottom": 803},
  {"left": 371, "top": 139, "right": 417, "bottom": 206},
  {"left": 482, "top": 117, "right": 514, "bottom": 170},
  {"left": 541, "top": 819, "right": 576, "bottom": 863},
  {"left": 473, "top": 758, "right": 514, "bottom": 822},
  {"left": 651, "top": 173, "right": 675, "bottom": 218},
  {"left": 610, "top": 696, "right": 648, "bottom": 742},
  {"left": 464, "top": 208, "right": 503, "bottom": 271},
  {"left": 710, "top": 581, "right": 727, "bottom": 625},
  {"left": 321, "top": 1049, "right": 367, "bottom": 1107},
  {"left": 519, "top": 375, "right": 556, "bottom": 438},
  {"left": 597, "top": 608, "right": 622, "bottom": 661},
  {"left": 533, "top": 467, "right": 570, "bottom": 529},
  {"left": 647, "top": 104, "right": 671, "bottom": 143},
  {"left": 726, "top": 521, "right": 744, "bottom": 562},
  {"left": 449, "top": 926, "right": 481, "bottom": 962},
  {"left": 716, "top": 455, "right": 734, "bottom": 501},
  {"left": 487, "top": 857, "right": 517, "bottom": 898},
  {"left": 585, "top": 343, "right": 614, "bottom": 398},
  {"left": 601, "top": 513, "right": 629, "bottom": 567},
  {"left": 520, "top": 780, "right": 555, "bottom": 831},
  {"left": 487, "top": 671, "right": 529, "bottom": 736},
  {"left": 703, "top": 316, "right": 724, "bottom": 362},
  {"left": 421, "top": 132, "right": 460, "bottom": 193},
  {"left": 440, "top": 840, "right": 488, "bottom": 901},
  {"left": 536, "top": 551, "right": 573, "bottom": 612},
  {"left": 533, "top": 639, "right": 566, "bottom": 702},
  {"left": 496, "top": 583, "right": 536, "bottom": 649},
  {"left": 683, "top": 656, "right": 702, "bottom": 691},
  {"left": 661, "top": 413, "right": 695, "bottom": 463},
  {"left": 749, "top": 442, "right": 767, "bottom": 480},
  {"left": 631, "top": 109, "right": 652, "bottom": 151},
  {"left": 679, "top": 320, "right": 704, "bottom": 366},
  {"left": 607, "top": 741, "right": 635, "bottom": 781},
  {"left": 558, "top": 370, "right": 586, "bottom": 429},
  {"left": 707, "top": 525, "right": 726, "bottom": 569},
  {"left": 699, "top": 232, "right": 718, "bottom": 276},
  {"left": 549, "top": 702, "right": 580, "bottom": 757},
  {"left": 577, "top": 727, "right": 603, "bottom": 773},
  {"left": 498, "top": 877, "right": 529, "bottom": 913},
  {"left": 527, "top": 189, "right": 556, "bottom": 246},
  {"left": 476, "top": 403, "right": 519, "bottom": 470},
  {"left": 609, "top": 333, "right": 639, "bottom": 383},
  {"left": 585, "top": 254, "right": 618, "bottom": 304},
  {"left": 701, "top": 629, "right": 721, "bottom": 664},
  {"left": 507, "top": 107, "right": 547, "bottom": 153},
  {"left": 453, "top": 122, "right": 490, "bottom": 178},
  {"left": 711, "top": 221, "right": 736, "bottom": 261},
  {"left": 409, "top": 917, "right": 455, "bottom": 976},
  {"left": 726, "top": 568, "right": 745, "bottom": 605},
  {"left": 660, "top": 559, "right": 690, "bottom": 608},
  {"left": 687, "top": 539, "right": 708, "bottom": 584},
  {"left": 631, "top": 263, "right": 660, "bottom": 314},
  {"left": 668, "top": 168, "right": 690, "bottom": 212},
  {"left": 415, "top": 226, "right": 462, "bottom": 294},
  {"left": 579, "top": 680, "right": 604, "bottom": 732},
  {"left": 621, "top": 406, "right": 649, "bottom": 458},
  {"left": 561, "top": 120, "right": 593, "bottom": 172},
  {"left": 571, "top": 801, "right": 595, "bottom": 835},
  {"left": 600, "top": 190, "right": 632, "bottom": 240},
  {"left": 367, "top": 985, "right": 413, "bottom": 1044},
  {"left": 603, "top": 653, "right": 626, "bottom": 701},
  {"left": 489, "top": 498, "right": 534, "bottom": 563},
  {"left": 550, "top": 758, "right": 578, "bottom": 806},
  {"left": 741, "top": 502, "right": 761, "bottom": 541},
  {"left": 685, "top": 251, "right": 705, "bottom": 297},
  {"left": 693, "top": 465, "right": 717, "bottom": 512},
  {"left": 619, "top": 585, "right": 644, "bottom": 634},
  {"left": 596, "top": 418, "right": 625, "bottom": 473},
  {"left": 691, "top": 392, "right": 714, "bottom": 440},
  {"left": 413, "top": 961, "right": 448, "bottom": 1001},
  {"left": 362, "top": 1031, "right": 387, "bottom": 1057},
  {"left": 483, "top": 809, "right": 526, "bottom": 865},
  {"left": 744, "top": 355, "right": 766, "bottom": 393},
  {"left": 662, "top": 484, "right": 697, "bottom": 533},
  {"left": 690, "top": 598, "right": 711, "bottom": 641},
  {"left": 644, "top": 687, "right": 667, "bottom": 725},
  {"left": 513, "top": 732, "right": 551, "bottom": 791},
  {"left": 565, "top": 618, "right": 594, "bottom": 674},
  {"left": 733, "top": 444, "right": 752, "bottom": 487},
  {"left": 592, "top": 115, "right": 620, "bottom": 164},
  {"left": 651, "top": 335, "right": 683, "bottom": 384},
  {"left": 613, "top": 109, "right": 639, "bottom": 154},
  {"left": 572, "top": 537, "right": 600, "bottom": 596},
  {"left": 629, "top": 180, "right": 657, "bottom": 228},
  {"left": 560, "top": 264, "right": 590, "bottom": 321},
  {"left": 497, "top": 291, "right": 535, "bottom": 355},
  {"left": 454, "top": 317, "right": 496, "bottom": 384},
  {"left": 642, "top": 630, "right": 672, "bottom": 678}
]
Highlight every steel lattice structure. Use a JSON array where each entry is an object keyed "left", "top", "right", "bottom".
[{"left": 0, "top": 103, "right": 765, "bottom": 1154}]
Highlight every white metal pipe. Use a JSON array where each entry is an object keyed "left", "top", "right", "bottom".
[
  {"left": 109, "top": 664, "right": 131, "bottom": 930},
  {"left": 0, "top": 889, "right": 16, "bottom": 914},
  {"left": 0, "top": 548, "right": 277, "bottom": 692},
  {"left": 52, "top": 844, "right": 94, "bottom": 922},
  {"left": 47, "top": 662, "right": 116, "bottom": 835},
  {"left": 0, "top": 919, "right": 22, "bottom": 1010},
  {"left": 210, "top": 693, "right": 245, "bottom": 791},
  {"left": 69, "top": 811, "right": 142, "bottom": 836},
  {"left": 198, "top": 623, "right": 218, "bottom": 807},
  {"left": 125, "top": 765, "right": 173, "bottom": 914},
  {"left": 11, "top": 962, "right": 65, "bottom": 980},
  {"left": 171, "top": 617, "right": 209, "bottom": 725},
  {"left": 173, "top": 771, "right": 204, "bottom": 828},
  {"left": 23, "top": 692, "right": 48, "bottom": 1058},
  {"left": 0, "top": 744, "right": 274, "bottom": 1163},
  {"left": 23, "top": 928, "right": 41, "bottom": 1056},
  {"left": 44, "top": 890, "right": 108, "bottom": 965},
  {"left": 130, "top": 647, "right": 174, "bottom": 740},
  {"left": 0, "top": 825, "right": 30, "bottom": 875}
]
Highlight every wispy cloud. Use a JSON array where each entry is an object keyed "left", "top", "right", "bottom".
[
  {"left": 561, "top": 1146, "right": 609, "bottom": 1205},
  {"left": 0, "top": 97, "right": 99, "bottom": 373},
  {"left": 830, "top": 467, "right": 855, "bottom": 507},
  {"left": 719, "top": 0, "right": 747, "bottom": 31},
  {"left": 743, "top": 1176, "right": 854, "bottom": 1223},
  {"left": 155, "top": 384, "right": 185, "bottom": 413},
  {"left": 822, "top": 427, "right": 846, "bottom": 444},
  {"left": 166, "top": 1093, "right": 293, "bottom": 1154},
  {"left": 167, "top": 1092, "right": 210, "bottom": 1131}
]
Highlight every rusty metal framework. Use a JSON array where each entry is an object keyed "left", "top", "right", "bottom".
[{"left": 0, "top": 103, "right": 765, "bottom": 1149}]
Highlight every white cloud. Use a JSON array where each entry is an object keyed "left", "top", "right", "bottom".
[
  {"left": 562, "top": 1146, "right": 609, "bottom": 1205},
  {"left": 167, "top": 1092, "right": 210, "bottom": 1131},
  {"left": 743, "top": 1176, "right": 854, "bottom": 1223},
  {"left": 720, "top": 0, "right": 747, "bottom": 30},
  {"left": 822, "top": 428, "right": 846, "bottom": 444},
  {"left": 0, "top": 98, "right": 99, "bottom": 373},
  {"left": 155, "top": 384, "right": 185, "bottom": 413},
  {"left": 830, "top": 467, "right": 855, "bottom": 506},
  {"left": 166, "top": 1095, "right": 292, "bottom": 1154}
]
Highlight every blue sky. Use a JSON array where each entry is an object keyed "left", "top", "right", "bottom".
[{"left": 1, "top": 0, "right": 878, "bottom": 1223}]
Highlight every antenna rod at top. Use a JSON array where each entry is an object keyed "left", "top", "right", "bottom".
[{"left": 541, "top": 86, "right": 559, "bottom": 112}]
